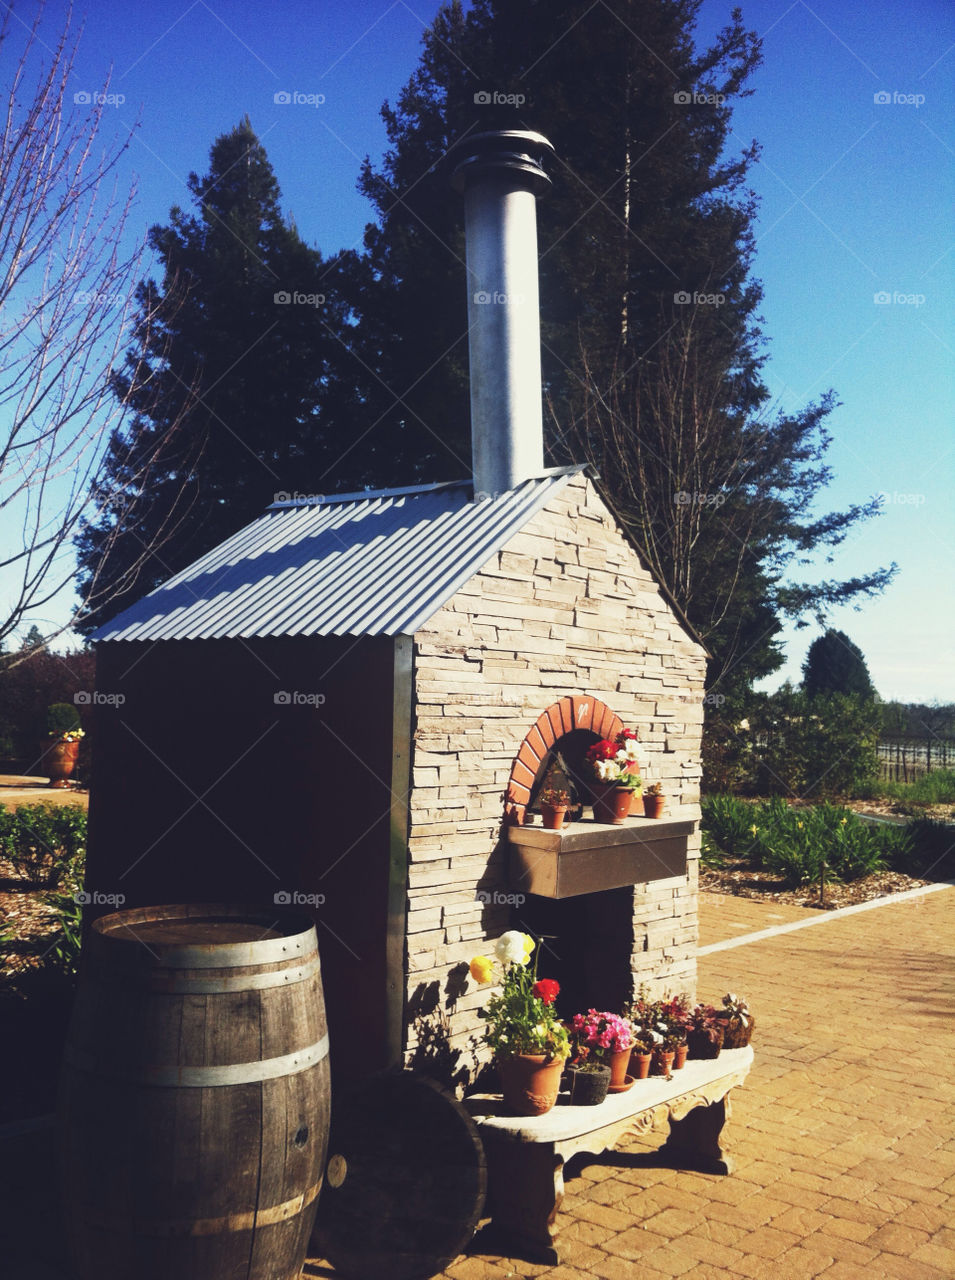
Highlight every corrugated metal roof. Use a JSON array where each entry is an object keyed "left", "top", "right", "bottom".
[{"left": 94, "top": 470, "right": 580, "bottom": 643}]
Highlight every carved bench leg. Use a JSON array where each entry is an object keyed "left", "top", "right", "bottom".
[
  {"left": 659, "top": 1094, "right": 734, "bottom": 1175},
  {"left": 482, "top": 1137, "right": 563, "bottom": 1265}
]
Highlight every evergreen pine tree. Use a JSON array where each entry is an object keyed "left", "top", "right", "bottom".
[
  {"left": 802, "top": 629, "right": 877, "bottom": 700},
  {"left": 75, "top": 119, "right": 353, "bottom": 633}
]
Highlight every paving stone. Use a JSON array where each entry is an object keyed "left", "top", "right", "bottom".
[
  {"left": 733, "top": 1224, "right": 802, "bottom": 1259},
  {"left": 865, "top": 1220, "right": 932, "bottom": 1254},
  {"left": 597, "top": 1226, "right": 672, "bottom": 1260},
  {"left": 768, "top": 1205, "right": 831, "bottom": 1237},
  {"left": 800, "top": 1228, "right": 879, "bottom": 1266},
  {"left": 640, "top": 1207, "right": 708, "bottom": 1238},
  {"left": 637, "top": 1241, "right": 709, "bottom": 1276},
  {"left": 876, "top": 1251, "right": 954, "bottom": 1280},
  {"left": 893, "top": 1202, "right": 953, "bottom": 1233},
  {"left": 911, "top": 1240, "right": 955, "bottom": 1272},
  {"left": 818, "top": 1216, "right": 876, "bottom": 1243}
]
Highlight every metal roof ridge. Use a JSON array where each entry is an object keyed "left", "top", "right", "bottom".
[{"left": 267, "top": 478, "right": 468, "bottom": 510}]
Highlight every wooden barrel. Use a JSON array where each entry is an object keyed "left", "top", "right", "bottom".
[{"left": 58, "top": 903, "right": 331, "bottom": 1280}]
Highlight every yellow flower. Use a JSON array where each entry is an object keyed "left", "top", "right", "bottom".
[
  {"left": 750, "top": 824, "right": 757, "bottom": 835},
  {"left": 469, "top": 956, "right": 494, "bottom": 984},
  {"left": 522, "top": 933, "right": 535, "bottom": 959},
  {"left": 840, "top": 817, "right": 847, "bottom": 825},
  {"left": 797, "top": 821, "right": 803, "bottom": 829}
]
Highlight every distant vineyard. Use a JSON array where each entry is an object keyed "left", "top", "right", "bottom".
[{"left": 878, "top": 737, "right": 955, "bottom": 782}]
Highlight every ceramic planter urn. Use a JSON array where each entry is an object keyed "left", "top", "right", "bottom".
[{"left": 47, "top": 739, "right": 80, "bottom": 789}]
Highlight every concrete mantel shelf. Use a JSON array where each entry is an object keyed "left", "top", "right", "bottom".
[{"left": 506, "top": 814, "right": 694, "bottom": 898}]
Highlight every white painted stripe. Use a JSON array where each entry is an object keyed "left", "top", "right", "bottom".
[{"left": 699, "top": 881, "right": 954, "bottom": 955}]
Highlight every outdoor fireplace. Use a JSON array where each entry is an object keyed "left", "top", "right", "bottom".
[{"left": 86, "top": 131, "right": 707, "bottom": 1093}]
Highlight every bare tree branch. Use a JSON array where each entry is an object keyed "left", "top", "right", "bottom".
[{"left": 0, "top": 5, "right": 198, "bottom": 668}]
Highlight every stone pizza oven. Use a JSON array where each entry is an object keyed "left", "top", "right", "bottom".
[{"left": 86, "top": 132, "right": 707, "bottom": 1091}]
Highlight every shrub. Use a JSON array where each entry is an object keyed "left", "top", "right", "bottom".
[
  {"left": 0, "top": 802, "right": 87, "bottom": 887},
  {"left": 703, "top": 797, "right": 895, "bottom": 885},
  {"left": 700, "top": 795, "right": 757, "bottom": 857},
  {"left": 46, "top": 702, "right": 81, "bottom": 737},
  {"left": 706, "top": 688, "right": 881, "bottom": 799}
]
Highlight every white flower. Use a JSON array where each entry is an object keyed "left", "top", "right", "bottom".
[
  {"left": 622, "top": 740, "right": 640, "bottom": 761},
  {"left": 738, "top": 719, "right": 750, "bottom": 731},
  {"left": 496, "top": 930, "right": 532, "bottom": 966},
  {"left": 649, "top": 1029, "right": 663, "bottom": 1045},
  {"left": 594, "top": 759, "right": 617, "bottom": 782}
]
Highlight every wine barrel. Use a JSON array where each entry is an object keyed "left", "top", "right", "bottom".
[{"left": 58, "top": 903, "right": 331, "bottom": 1280}]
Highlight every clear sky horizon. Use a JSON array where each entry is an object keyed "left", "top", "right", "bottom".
[{"left": 9, "top": 0, "right": 955, "bottom": 702}]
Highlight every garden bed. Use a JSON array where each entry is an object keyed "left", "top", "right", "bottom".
[
  {"left": 700, "top": 860, "right": 931, "bottom": 910},
  {"left": 701, "top": 793, "right": 953, "bottom": 911}
]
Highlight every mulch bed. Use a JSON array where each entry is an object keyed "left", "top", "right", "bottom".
[{"left": 700, "top": 859, "right": 931, "bottom": 911}]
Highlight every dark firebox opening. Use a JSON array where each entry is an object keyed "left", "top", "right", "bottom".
[{"left": 518, "top": 886, "right": 635, "bottom": 1023}]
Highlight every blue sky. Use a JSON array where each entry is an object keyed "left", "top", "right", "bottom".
[{"left": 13, "top": 0, "right": 955, "bottom": 700}]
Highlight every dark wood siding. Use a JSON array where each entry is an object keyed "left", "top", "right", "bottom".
[{"left": 87, "top": 635, "right": 399, "bottom": 1082}]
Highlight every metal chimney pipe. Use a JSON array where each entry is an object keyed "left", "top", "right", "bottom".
[{"left": 450, "top": 131, "right": 554, "bottom": 498}]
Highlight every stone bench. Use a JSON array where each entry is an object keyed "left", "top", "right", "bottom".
[{"left": 466, "top": 1045, "right": 753, "bottom": 1264}]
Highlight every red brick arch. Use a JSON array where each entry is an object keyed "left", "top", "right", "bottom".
[{"left": 505, "top": 696, "right": 624, "bottom": 825}]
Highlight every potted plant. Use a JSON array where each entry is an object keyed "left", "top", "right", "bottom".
[
  {"left": 564, "top": 1045, "right": 611, "bottom": 1106},
  {"left": 626, "top": 984, "right": 687, "bottom": 1074},
  {"left": 45, "top": 703, "right": 84, "bottom": 789},
  {"left": 570, "top": 1009, "right": 635, "bottom": 1089},
  {"left": 469, "top": 932, "right": 569, "bottom": 1116},
  {"left": 584, "top": 728, "right": 641, "bottom": 824},
  {"left": 539, "top": 786, "right": 571, "bottom": 830},
  {"left": 626, "top": 1025, "right": 656, "bottom": 1079},
  {"left": 686, "top": 1004, "right": 724, "bottom": 1059},
  {"left": 716, "top": 992, "right": 754, "bottom": 1048},
  {"left": 643, "top": 782, "right": 665, "bottom": 819},
  {"left": 661, "top": 992, "right": 691, "bottom": 1068}
]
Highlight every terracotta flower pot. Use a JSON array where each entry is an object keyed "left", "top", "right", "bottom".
[
  {"left": 47, "top": 739, "right": 80, "bottom": 789},
  {"left": 643, "top": 793, "right": 665, "bottom": 818},
  {"left": 592, "top": 784, "right": 633, "bottom": 825},
  {"left": 673, "top": 1042, "right": 688, "bottom": 1070},
  {"left": 608, "top": 1047, "right": 631, "bottom": 1088},
  {"left": 498, "top": 1053, "right": 567, "bottom": 1116},
  {"left": 540, "top": 803, "right": 568, "bottom": 830},
  {"left": 629, "top": 790, "right": 644, "bottom": 816},
  {"left": 569, "top": 1064, "right": 611, "bottom": 1106},
  {"left": 629, "top": 1050, "right": 652, "bottom": 1080},
  {"left": 652, "top": 1049, "right": 675, "bottom": 1077}
]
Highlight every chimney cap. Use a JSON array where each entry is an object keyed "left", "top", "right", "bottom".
[{"left": 449, "top": 129, "right": 554, "bottom": 196}]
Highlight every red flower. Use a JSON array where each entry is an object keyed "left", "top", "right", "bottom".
[
  {"left": 616, "top": 728, "right": 639, "bottom": 743},
  {"left": 533, "top": 979, "right": 560, "bottom": 1005},
  {"left": 585, "top": 739, "right": 618, "bottom": 763}
]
